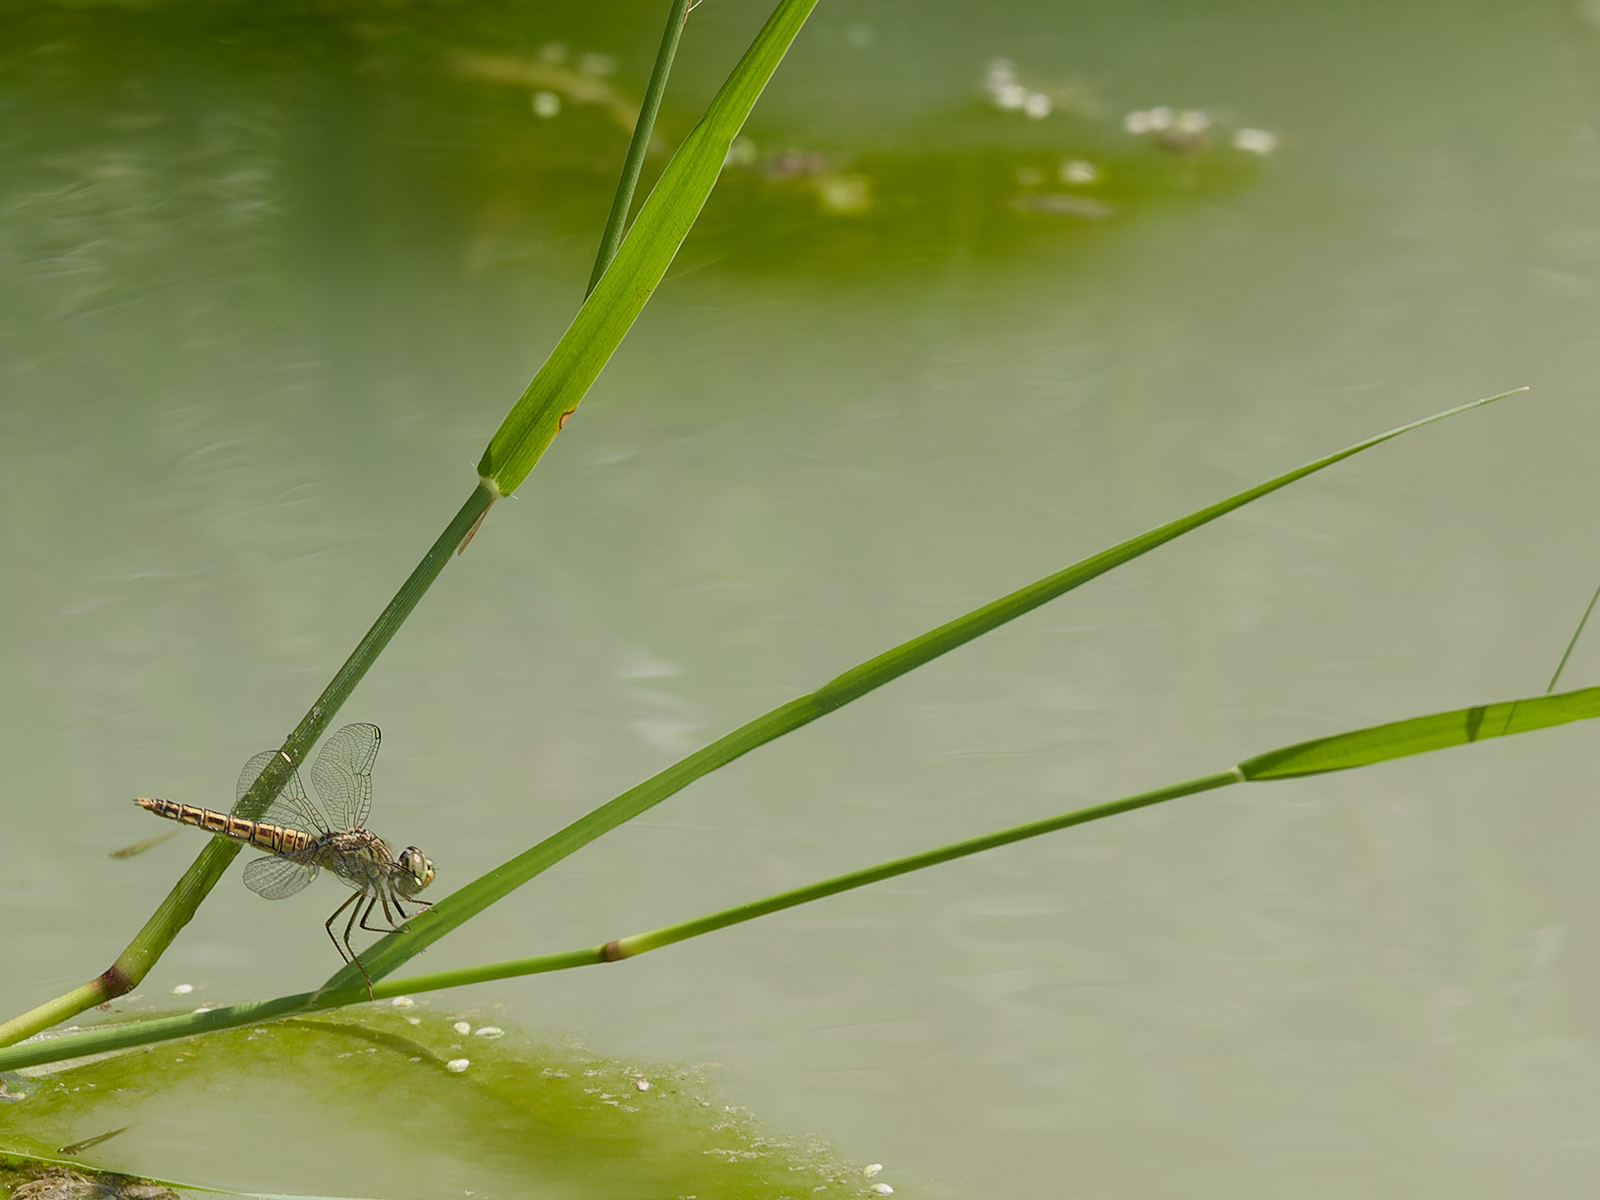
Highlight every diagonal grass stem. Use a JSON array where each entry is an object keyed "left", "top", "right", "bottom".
[
  {"left": 587, "top": 0, "right": 694, "bottom": 296},
  {"left": 326, "top": 390, "right": 1526, "bottom": 992},
  {"left": 6, "top": 675, "right": 1598, "bottom": 1074}
]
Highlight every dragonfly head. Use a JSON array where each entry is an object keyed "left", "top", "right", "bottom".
[{"left": 395, "top": 846, "right": 435, "bottom": 897}]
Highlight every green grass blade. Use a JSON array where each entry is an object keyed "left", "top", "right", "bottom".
[
  {"left": 603, "top": 772, "right": 1243, "bottom": 958},
  {"left": 478, "top": 0, "right": 821, "bottom": 493},
  {"left": 327, "top": 391, "right": 1523, "bottom": 991},
  {"left": 0, "top": 993, "right": 319, "bottom": 1073},
  {"left": 12, "top": 667, "right": 1600, "bottom": 1072},
  {"left": 587, "top": 0, "right": 694, "bottom": 296},
  {"left": 1238, "top": 683, "right": 1600, "bottom": 779}
]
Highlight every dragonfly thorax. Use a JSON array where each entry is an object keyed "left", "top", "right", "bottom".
[{"left": 320, "top": 828, "right": 399, "bottom": 889}]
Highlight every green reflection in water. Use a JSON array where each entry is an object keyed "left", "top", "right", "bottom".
[
  {"left": 3, "top": 1009, "right": 867, "bottom": 1199},
  {"left": 2, "top": 2, "right": 1266, "bottom": 297}
]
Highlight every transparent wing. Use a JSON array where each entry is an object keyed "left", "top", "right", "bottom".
[
  {"left": 234, "top": 749, "right": 327, "bottom": 835},
  {"left": 241, "top": 850, "right": 320, "bottom": 900},
  {"left": 310, "top": 723, "right": 379, "bottom": 831}
]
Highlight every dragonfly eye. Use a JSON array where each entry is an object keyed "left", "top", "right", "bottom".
[{"left": 397, "top": 846, "right": 435, "bottom": 895}]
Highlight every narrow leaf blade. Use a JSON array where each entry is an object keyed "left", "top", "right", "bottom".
[
  {"left": 1238, "top": 684, "right": 1600, "bottom": 779},
  {"left": 477, "top": 0, "right": 821, "bottom": 493},
  {"left": 329, "top": 392, "right": 1523, "bottom": 992}
]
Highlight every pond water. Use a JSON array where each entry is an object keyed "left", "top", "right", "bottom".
[{"left": 6, "top": 1, "right": 1600, "bottom": 1196}]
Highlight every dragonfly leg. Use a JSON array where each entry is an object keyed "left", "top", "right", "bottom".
[
  {"left": 360, "top": 890, "right": 399, "bottom": 935},
  {"left": 350, "top": 953, "right": 376, "bottom": 1002},
  {"left": 394, "top": 896, "right": 430, "bottom": 931},
  {"left": 323, "top": 889, "right": 365, "bottom": 964},
  {"left": 325, "top": 890, "right": 378, "bottom": 1000},
  {"left": 341, "top": 891, "right": 380, "bottom": 1001},
  {"left": 362, "top": 890, "right": 434, "bottom": 934}
]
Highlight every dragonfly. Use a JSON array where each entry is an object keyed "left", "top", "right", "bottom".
[{"left": 134, "top": 723, "right": 435, "bottom": 997}]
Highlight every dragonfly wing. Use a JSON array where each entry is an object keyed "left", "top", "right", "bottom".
[
  {"left": 311, "top": 723, "right": 379, "bottom": 830},
  {"left": 235, "top": 749, "right": 326, "bottom": 834},
  {"left": 242, "top": 851, "right": 319, "bottom": 900}
]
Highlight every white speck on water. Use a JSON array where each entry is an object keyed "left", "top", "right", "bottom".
[
  {"left": 1060, "top": 159, "right": 1097, "bottom": 184},
  {"left": 532, "top": 91, "right": 561, "bottom": 119},
  {"left": 474, "top": 1026, "right": 505, "bottom": 1039},
  {"left": 390, "top": 996, "right": 415, "bottom": 1009},
  {"left": 453, "top": 1021, "right": 471, "bottom": 1035},
  {"left": 1023, "top": 92, "right": 1052, "bottom": 119},
  {"left": 1233, "top": 127, "right": 1278, "bottom": 155},
  {"left": 1175, "top": 109, "right": 1210, "bottom": 133},
  {"left": 817, "top": 174, "right": 871, "bottom": 214},
  {"left": 863, "top": 1164, "right": 883, "bottom": 1178},
  {"left": 994, "top": 82, "right": 1028, "bottom": 110},
  {"left": 870, "top": 1185, "right": 894, "bottom": 1195},
  {"left": 636, "top": 1078, "right": 651, "bottom": 1091},
  {"left": 171, "top": 984, "right": 194, "bottom": 995},
  {"left": 405, "top": 1016, "right": 421, "bottom": 1026},
  {"left": 446, "top": 1058, "right": 470, "bottom": 1073}
]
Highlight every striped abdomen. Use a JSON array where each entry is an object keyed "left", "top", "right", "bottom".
[{"left": 133, "top": 797, "right": 315, "bottom": 855}]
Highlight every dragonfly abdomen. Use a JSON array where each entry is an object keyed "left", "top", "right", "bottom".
[{"left": 132, "top": 797, "right": 314, "bottom": 855}]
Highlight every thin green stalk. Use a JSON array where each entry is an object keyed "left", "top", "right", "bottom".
[
  {"left": 601, "top": 771, "right": 1242, "bottom": 959},
  {"left": 0, "top": 982, "right": 112, "bottom": 1050},
  {"left": 587, "top": 0, "right": 693, "bottom": 296},
  {"left": 0, "top": 773, "right": 1244, "bottom": 1072},
  {"left": 1548, "top": 579, "right": 1600, "bottom": 693},
  {"left": 10, "top": 670, "right": 1600, "bottom": 1073},
  {"left": 0, "top": 992, "right": 330, "bottom": 1073},
  {"left": 0, "top": 484, "right": 496, "bottom": 1050},
  {"left": 328, "top": 389, "right": 1525, "bottom": 991}
]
